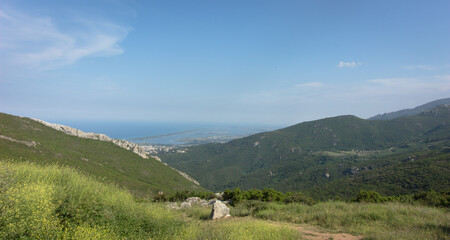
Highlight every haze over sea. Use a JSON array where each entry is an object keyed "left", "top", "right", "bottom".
[{"left": 49, "top": 120, "right": 280, "bottom": 145}]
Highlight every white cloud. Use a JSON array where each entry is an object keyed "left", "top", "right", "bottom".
[
  {"left": 337, "top": 61, "right": 361, "bottom": 68},
  {"left": 368, "top": 78, "right": 414, "bottom": 86},
  {"left": 435, "top": 75, "right": 450, "bottom": 80},
  {"left": 295, "top": 82, "right": 324, "bottom": 88},
  {"left": 236, "top": 75, "right": 450, "bottom": 124},
  {"left": 404, "top": 65, "right": 437, "bottom": 70},
  {"left": 0, "top": 8, "right": 129, "bottom": 70}
]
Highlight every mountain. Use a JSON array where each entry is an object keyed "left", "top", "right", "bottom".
[
  {"left": 160, "top": 105, "right": 450, "bottom": 200},
  {"left": 369, "top": 97, "right": 450, "bottom": 120},
  {"left": 0, "top": 113, "right": 203, "bottom": 197}
]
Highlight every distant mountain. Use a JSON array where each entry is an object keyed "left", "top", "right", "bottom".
[
  {"left": 0, "top": 113, "right": 203, "bottom": 197},
  {"left": 161, "top": 105, "right": 450, "bottom": 200},
  {"left": 369, "top": 97, "right": 450, "bottom": 120}
]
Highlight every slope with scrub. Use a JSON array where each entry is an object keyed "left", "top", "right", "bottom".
[{"left": 161, "top": 105, "right": 450, "bottom": 199}]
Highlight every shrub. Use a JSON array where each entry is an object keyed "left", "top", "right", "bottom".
[
  {"left": 262, "top": 188, "right": 285, "bottom": 202},
  {"left": 284, "top": 192, "right": 315, "bottom": 205},
  {"left": 354, "top": 190, "right": 387, "bottom": 203}
]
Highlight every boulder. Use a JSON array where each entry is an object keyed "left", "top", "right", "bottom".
[
  {"left": 215, "top": 192, "right": 223, "bottom": 199},
  {"left": 166, "top": 202, "right": 180, "bottom": 210},
  {"left": 180, "top": 202, "right": 191, "bottom": 208},
  {"left": 185, "top": 197, "right": 203, "bottom": 205},
  {"left": 209, "top": 200, "right": 231, "bottom": 220}
]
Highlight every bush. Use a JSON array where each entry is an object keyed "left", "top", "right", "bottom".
[
  {"left": 262, "top": 188, "right": 285, "bottom": 202},
  {"left": 354, "top": 190, "right": 388, "bottom": 203},
  {"left": 168, "top": 190, "right": 216, "bottom": 202},
  {"left": 284, "top": 192, "right": 315, "bottom": 205},
  {"left": 352, "top": 189, "right": 450, "bottom": 207},
  {"left": 222, "top": 188, "right": 314, "bottom": 205},
  {"left": 153, "top": 192, "right": 168, "bottom": 202},
  {"left": 411, "top": 190, "right": 450, "bottom": 207}
]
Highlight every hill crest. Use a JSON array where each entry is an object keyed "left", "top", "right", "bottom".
[
  {"left": 0, "top": 112, "right": 202, "bottom": 196},
  {"left": 32, "top": 118, "right": 151, "bottom": 159},
  {"left": 369, "top": 97, "right": 450, "bottom": 120}
]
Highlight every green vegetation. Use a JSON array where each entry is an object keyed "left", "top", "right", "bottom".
[
  {"left": 218, "top": 188, "right": 449, "bottom": 208},
  {"left": 230, "top": 201, "right": 449, "bottom": 240},
  {"left": 353, "top": 190, "right": 450, "bottom": 207},
  {"left": 175, "top": 198, "right": 450, "bottom": 240},
  {"left": 2, "top": 160, "right": 449, "bottom": 239},
  {"left": 1, "top": 104, "right": 449, "bottom": 239},
  {"left": 222, "top": 188, "right": 314, "bottom": 206},
  {"left": 161, "top": 105, "right": 450, "bottom": 199},
  {"left": 0, "top": 160, "right": 302, "bottom": 239},
  {"left": 181, "top": 218, "right": 302, "bottom": 240},
  {"left": 0, "top": 160, "right": 186, "bottom": 239},
  {"left": 0, "top": 113, "right": 202, "bottom": 197}
]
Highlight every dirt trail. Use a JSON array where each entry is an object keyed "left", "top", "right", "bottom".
[
  {"left": 295, "top": 225, "right": 363, "bottom": 240},
  {"left": 266, "top": 219, "right": 363, "bottom": 240}
]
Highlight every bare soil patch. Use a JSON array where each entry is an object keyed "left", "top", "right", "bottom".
[
  {"left": 295, "top": 225, "right": 362, "bottom": 240},
  {"left": 0, "top": 135, "right": 38, "bottom": 147}
]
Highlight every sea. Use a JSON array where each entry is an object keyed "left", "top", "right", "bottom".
[{"left": 50, "top": 120, "right": 281, "bottom": 146}]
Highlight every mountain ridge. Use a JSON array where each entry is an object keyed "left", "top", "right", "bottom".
[
  {"left": 160, "top": 104, "right": 450, "bottom": 199},
  {"left": 369, "top": 97, "right": 450, "bottom": 120},
  {"left": 32, "top": 118, "right": 152, "bottom": 159}
]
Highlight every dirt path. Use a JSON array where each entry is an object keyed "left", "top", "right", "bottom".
[{"left": 295, "top": 225, "right": 363, "bottom": 240}]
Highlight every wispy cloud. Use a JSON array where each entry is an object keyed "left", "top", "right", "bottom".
[
  {"left": 368, "top": 78, "right": 414, "bottom": 86},
  {"left": 404, "top": 65, "right": 437, "bottom": 71},
  {"left": 238, "top": 75, "right": 450, "bottom": 123},
  {"left": 295, "top": 82, "right": 324, "bottom": 88},
  {"left": 435, "top": 75, "right": 450, "bottom": 81},
  {"left": 0, "top": 8, "right": 129, "bottom": 70},
  {"left": 337, "top": 61, "right": 362, "bottom": 68}
]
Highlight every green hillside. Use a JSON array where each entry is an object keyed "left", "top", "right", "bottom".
[
  {"left": 369, "top": 97, "right": 450, "bottom": 120},
  {"left": 0, "top": 112, "right": 202, "bottom": 197},
  {"left": 161, "top": 105, "right": 450, "bottom": 199}
]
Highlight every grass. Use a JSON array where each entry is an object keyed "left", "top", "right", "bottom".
[
  {"left": 0, "top": 160, "right": 187, "bottom": 239},
  {"left": 180, "top": 218, "right": 302, "bottom": 240},
  {"left": 232, "top": 200, "right": 450, "bottom": 239},
  {"left": 171, "top": 205, "right": 302, "bottom": 239},
  {"left": 2, "top": 159, "right": 449, "bottom": 239},
  {"left": 0, "top": 160, "right": 302, "bottom": 239}
]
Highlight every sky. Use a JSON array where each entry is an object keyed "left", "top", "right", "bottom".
[{"left": 1, "top": 0, "right": 449, "bottom": 126}]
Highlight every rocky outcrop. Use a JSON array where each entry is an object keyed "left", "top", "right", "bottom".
[
  {"left": 174, "top": 170, "right": 200, "bottom": 185},
  {"left": 168, "top": 198, "right": 231, "bottom": 220},
  {"left": 32, "top": 119, "right": 150, "bottom": 159},
  {"left": 209, "top": 200, "right": 230, "bottom": 220},
  {"left": 180, "top": 202, "right": 192, "bottom": 208},
  {"left": 185, "top": 197, "right": 203, "bottom": 205},
  {"left": 32, "top": 118, "right": 202, "bottom": 186}
]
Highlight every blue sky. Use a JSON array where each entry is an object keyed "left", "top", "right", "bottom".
[{"left": 1, "top": 0, "right": 449, "bottom": 126}]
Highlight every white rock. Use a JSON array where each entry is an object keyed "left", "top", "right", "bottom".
[
  {"left": 210, "top": 200, "right": 231, "bottom": 220},
  {"left": 166, "top": 202, "right": 180, "bottom": 209},
  {"left": 185, "top": 197, "right": 202, "bottom": 205},
  {"left": 180, "top": 202, "right": 191, "bottom": 208}
]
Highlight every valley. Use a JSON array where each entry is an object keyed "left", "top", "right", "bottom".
[
  {"left": 159, "top": 104, "right": 450, "bottom": 200},
  {"left": 1, "top": 99, "right": 449, "bottom": 239},
  {"left": 2, "top": 1, "right": 449, "bottom": 238}
]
